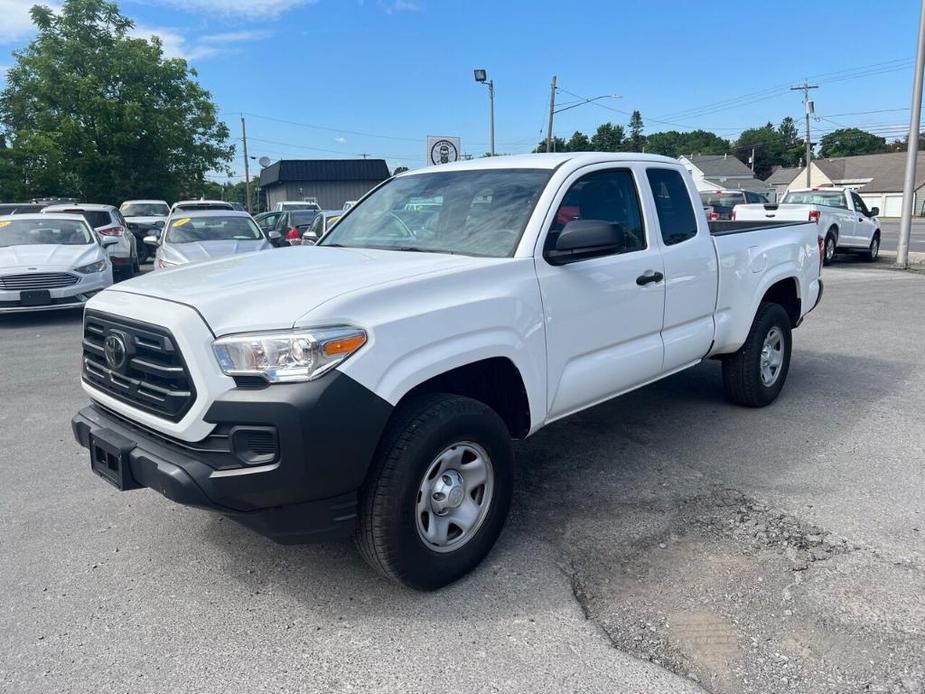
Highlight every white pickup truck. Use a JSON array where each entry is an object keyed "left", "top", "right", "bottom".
[
  {"left": 72, "top": 153, "right": 823, "bottom": 590},
  {"left": 733, "top": 187, "right": 881, "bottom": 264}
]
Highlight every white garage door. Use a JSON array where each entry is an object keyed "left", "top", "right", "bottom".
[{"left": 884, "top": 194, "right": 903, "bottom": 217}]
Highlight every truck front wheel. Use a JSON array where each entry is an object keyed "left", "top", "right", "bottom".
[
  {"left": 722, "top": 302, "right": 792, "bottom": 407},
  {"left": 356, "top": 394, "right": 514, "bottom": 590}
]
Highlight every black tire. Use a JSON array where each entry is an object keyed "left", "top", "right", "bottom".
[
  {"left": 722, "top": 302, "right": 792, "bottom": 408},
  {"left": 356, "top": 393, "right": 514, "bottom": 591},
  {"left": 864, "top": 232, "right": 880, "bottom": 262},
  {"left": 823, "top": 229, "right": 837, "bottom": 266}
]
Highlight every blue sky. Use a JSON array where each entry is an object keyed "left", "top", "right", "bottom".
[{"left": 1, "top": 0, "right": 922, "bottom": 179}]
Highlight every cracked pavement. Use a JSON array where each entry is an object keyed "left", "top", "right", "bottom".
[{"left": 1, "top": 264, "right": 924, "bottom": 693}]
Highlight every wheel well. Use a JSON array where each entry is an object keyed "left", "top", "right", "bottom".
[
  {"left": 399, "top": 358, "right": 531, "bottom": 438},
  {"left": 827, "top": 225, "right": 838, "bottom": 241},
  {"left": 761, "top": 278, "right": 801, "bottom": 327}
]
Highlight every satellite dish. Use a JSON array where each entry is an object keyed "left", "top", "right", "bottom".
[{"left": 258, "top": 156, "right": 271, "bottom": 168}]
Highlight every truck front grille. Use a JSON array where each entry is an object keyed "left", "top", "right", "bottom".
[
  {"left": 82, "top": 311, "right": 196, "bottom": 422},
  {"left": 0, "top": 272, "right": 78, "bottom": 290}
]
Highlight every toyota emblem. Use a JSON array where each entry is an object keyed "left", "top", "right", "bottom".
[{"left": 104, "top": 334, "right": 127, "bottom": 370}]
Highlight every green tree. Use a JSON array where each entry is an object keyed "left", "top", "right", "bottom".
[
  {"left": 644, "top": 129, "right": 730, "bottom": 158},
  {"left": 0, "top": 0, "right": 233, "bottom": 205},
  {"left": 734, "top": 122, "right": 782, "bottom": 179},
  {"left": 392, "top": 165, "right": 409, "bottom": 175},
  {"left": 590, "top": 122, "right": 625, "bottom": 152},
  {"left": 777, "top": 117, "right": 804, "bottom": 168},
  {"left": 627, "top": 110, "right": 645, "bottom": 152},
  {"left": 818, "top": 128, "right": 888, "bottom": 158},
  {"left": 532, "top": 136, "right": 568, "bottom": 153},
  {"left": 565, "top": 131, "right": 592, "bottom": 151}
]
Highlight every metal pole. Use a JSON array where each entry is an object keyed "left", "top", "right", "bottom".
[
  {"left": 545, "top": 75, "right": 557, "bottom": 153},
  {"left": 241, "top": 116, "right": 252, "bottom": 213},
  {"left": 791, "top": 83, "right": 818, "bottom": 188},
  {"left": 897, "top": 0, "right": 925, "bottom": 269},
  {"left": 489, "top": 80, "right": 495, "bottom": 156}
]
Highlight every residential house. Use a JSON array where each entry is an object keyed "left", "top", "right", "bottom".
[
  {"left": 765, "top": 166, "right": 802, "bottom": 202},
  {"left": 786, "top": 151, "right": 925, "bottom": 217},
  {"left": 678, "top": 154, "right": 774, "bottom": 198}
]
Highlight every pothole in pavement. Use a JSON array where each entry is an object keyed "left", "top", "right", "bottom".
[{"left": 543, "top": 489, "right": 925, "bottom": 694}]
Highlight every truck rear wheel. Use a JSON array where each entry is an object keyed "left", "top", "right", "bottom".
[
  {"left": 356, "top": 394, "right": 514, "bottom": 590},
  {"left": 823, "top": 230, "right": 837, "bottom": 265},
  {"left": 722, "top": 302, "right": 792, "bottom": 408}
]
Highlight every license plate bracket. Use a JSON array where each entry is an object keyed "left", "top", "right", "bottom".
[
  {"left": 89, "top": 428, "right": 140, "bottom": 491},
  {"left": 20, "top": 289, "right": 51, "bottom": 306}
]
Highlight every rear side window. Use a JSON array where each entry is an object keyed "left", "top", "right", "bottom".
[
  {"left": 66, "top": 209, "right": 111, "bottom": 228},
  {"left": 646, "top": 169, "right": 698, "bottom": 246}
]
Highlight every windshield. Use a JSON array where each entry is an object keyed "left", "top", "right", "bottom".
[
  {"left": 320, "top": 169, "right": 551, "bottom": 257},
  {"left": 782, "top": 191, "right": 847, "bottom": 208},
  {"left": 290, "top": 210, "right": 320, "bottom": 226},
  {"left": 0, "top": 218, "right": 93, "bottom": 247},
  {"left": 121, "top": 202, "right": 169, "bottom": 217},
  {"left": 167, "top": 216, "right": 263, "bottom": 243},
  {"left": 700, "top": 192, "right": 746, "bottom": 208},
  {"left": 174, "top": 202, "right": 233, "bottom": 212}
]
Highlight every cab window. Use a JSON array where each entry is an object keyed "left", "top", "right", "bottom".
[
  {"left": 546, "top": 169, "right": 646, "bottom": 256},
  {"left": 646, "top": 168, "right": 698, "bottom": 246}
]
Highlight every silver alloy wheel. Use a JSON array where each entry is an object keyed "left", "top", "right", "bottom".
[
  {"left": 415, "top": 442, "right": 494, "bottom": 554},
  {"left": 759, "top": 326, "right": 784, "bottom": 387},
  {"left": 825, "top": 236, "right": 835, "bottom": 261},
  {"left": 871, "top": 236, "right": 880, "bottom": 259}
]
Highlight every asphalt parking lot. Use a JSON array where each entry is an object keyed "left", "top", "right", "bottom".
[{"left": 1, "top": 262, "right": 923, "bottom": 694}]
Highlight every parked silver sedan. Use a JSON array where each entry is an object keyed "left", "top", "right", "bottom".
[{"left": 146, "top": 210, "right": 271, "bottom": 271}]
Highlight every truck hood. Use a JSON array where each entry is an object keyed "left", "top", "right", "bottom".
[
  {"left": 0, "top": 243, "right": 103, "bottom": 271},
  {"left": 160, "top": 239, "right": 271, "bottom": 266},
  {"left": 108, "top": 246, "right": 491, "bottom": 335}
]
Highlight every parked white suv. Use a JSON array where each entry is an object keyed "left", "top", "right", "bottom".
[
  {"left": 120, "top": 200, "right": 170, "bottom": 264},
  {"left": 73, "top": 153, "right": 823, "bottom": 589},
  {"left": 733, "top": 187, "right": 880, "bottom": 264},
  {"left": 0, "top": 213, "right": 115, "bottom": 313},
  {"left": 43, "top": 203, "right": 138, "bottom": 280}
]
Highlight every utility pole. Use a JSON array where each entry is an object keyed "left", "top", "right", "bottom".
[
  {"left": 241, "top": 116, "right": 251, "bottom": 213},
  {"left": 750, "top": 146, "right": 756, "bottom": 173},
  {"left": 897, "top": 0, "right": 925, "bottom": 269},
  {"left": 545, "top": 75, "right": 557, "bottom": 153},
  {"left": 488, "top": 79, "right": 495, "bottom": 156},
  {"left": 791, "top": 82, "right": 818, "bottom": 187}
]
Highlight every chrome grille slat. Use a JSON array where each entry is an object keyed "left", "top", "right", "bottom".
[
  {"left": 81, "top": 311, "right": 196, "bottom": 422},
  {"left": 0, "top": 272, "right": 78, "bottom": 290}
]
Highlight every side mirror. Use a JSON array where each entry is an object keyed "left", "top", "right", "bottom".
[
  {"left": 546, "top": 220, "right": 626, "bottom": 265},
  {"left": 101, "top": 236, "right": 120, "bottom": 248},
  {"left": 268, "top": 230, "right": 281, "bottom": 240},
  {"left": 302, "top": 238, "right": 317, "bottom": 246},
  {"left": 869, "top": 207, "right": 879, "bottom": 217},
  {"left": 143, "top": 235, "right": 160, "bottom": 247}
]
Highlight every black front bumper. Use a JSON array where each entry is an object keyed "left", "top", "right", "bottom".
[{"left": 72, "top": 372, "right": 393, "bottom": 543}]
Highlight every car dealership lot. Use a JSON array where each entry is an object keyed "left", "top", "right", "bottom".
[{"left": 1, "top": 265, "right": 923, "bottom": 694}]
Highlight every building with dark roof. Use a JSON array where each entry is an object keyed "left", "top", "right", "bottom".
[
  {"left": 678, "top": 154, "right": 774, "bottom": 198},
  {"left": 258, "top": 159, "right": 391, "bottom": 210},
  {"left": 786, "top": 151, "right": 925, "bottom": 217}
]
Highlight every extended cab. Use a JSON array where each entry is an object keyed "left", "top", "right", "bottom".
[
  {"left": 733, "top": 187, "right": 881, "bottom": 264},
  {"left": 72, "top": 154, "right": 823, "bottom": 590}
]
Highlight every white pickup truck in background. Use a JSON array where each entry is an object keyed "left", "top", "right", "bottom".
[
  {"left": 72, "top": 153, "right": 823, "bottom": 590},
  {"left": 733, "top": 187, "right": 881, "bottom": 264}
]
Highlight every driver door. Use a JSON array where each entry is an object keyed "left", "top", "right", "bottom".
[{"left": 535, "top": 165, "right": 666, "bottom": 421}]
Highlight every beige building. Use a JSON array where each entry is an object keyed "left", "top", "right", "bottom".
[{"left": 786, "top": 152, "right": 925, "bottom": 217}]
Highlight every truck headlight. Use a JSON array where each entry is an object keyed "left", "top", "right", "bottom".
[
  {"left": 212, "top": 327, "right": 367, "bottom": 383},
  {"left": 75, "top": 259, "right": 108, "bottom": 274}
]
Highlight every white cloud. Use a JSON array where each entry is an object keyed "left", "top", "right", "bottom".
[
  {"left": 334, "top": 137, "right": 347, "bottom": 144},
  {"left": 380, "top": 0, "right": 421, "bottom": 13},
  {"left": 0, "top": 0, "right": 60, "bottom": 43},
  {"left": 150, "top": 0, "right": 316, "bottom": 19},
  {"left": 130, "top": 25, "right": 269, "bottom": 61}
]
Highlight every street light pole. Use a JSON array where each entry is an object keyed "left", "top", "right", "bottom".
[
  {"left": 473, "top": 69, "right": 495, "bottom": 156},
  {"left": 897, "top": 0, "right": 925, "bottom": 269},
  {"left": 241, "top": 115, "right": 251, "bottom": 213}
]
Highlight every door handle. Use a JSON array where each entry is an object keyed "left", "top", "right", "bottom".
[{"left": 636, "top": 270, "right": 664, "bottom": 286}]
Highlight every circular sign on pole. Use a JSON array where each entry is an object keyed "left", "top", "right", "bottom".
[{"left": 426, "top": 136, "right": 461, "bottom": 166}]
